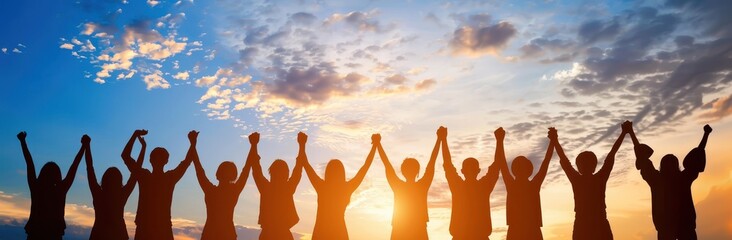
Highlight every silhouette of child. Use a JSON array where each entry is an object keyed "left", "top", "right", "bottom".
[
  {"left": 553, "top": 122, "right": 630, "bottom": 240},
  {"left": 375, "top": 130, "right": 439, "bottom": 240},
  {"left": 251, "top": 132, "right": 305, "bottom": 240},
  {"left": 630, "top": 124, "right": 711, "bottom": 240},
  {"left": 87, "top": 132, "right": 146, "bottom": 240},
  {"left": 497, "top": 127, "right": 555, "bottom": 240},
  {"left": 17, "top": 131, "right": 83, "bottom": 240},
  {"left": 190, "top": 131, "right": 254, "bottom": 240},
  {"left": 441, "top": 127, "right": 501, "bottom": 240},
  {"left": 122, "top": 130, "right": 196, "bottom": 240},
  {"left": 303, "top": 134, "right": 377, "bottom": 240}
]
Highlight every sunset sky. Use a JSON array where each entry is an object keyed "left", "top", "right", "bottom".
[{"left": 1, "top": 0, "right": 732, "bottom": 239}]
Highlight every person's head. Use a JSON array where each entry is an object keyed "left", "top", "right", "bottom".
[
  {"left": 150, "top": 147, "right": 169, "bottom": 170},
  {"left": 634, "top": 144, "right": 654, "bottom": 160},
  {"left": 216, "top": 161, "right": 238, "bottom": 184},
  {"left": 101, "top": 167, "right": 123, "bottom": 191},
  {"left": 401, "top": 158, "right": 420, "bottom": 181},
  {"left": 660, "top": 154, "right": 680, "bottom": 175},
  {"left": 38, "top": 162, "right": 62, "bottom": 187},
  {"left": 325, "top": 159, "right": 346, "bottom": 183},
  {"left": 461, "top": 158, "right": 480, "bottom": 180},
  {"left": 268, "top": 159, "right": 290, "bottom": 183},
  {"left": 683, "top": 148, "right": 706, "bottom": 172},
  {"left": 576, "top": 151, "right": 598, "bottom": 175},
  {"left": 511, "top": 156, "right": 533, "bottom": 179}
]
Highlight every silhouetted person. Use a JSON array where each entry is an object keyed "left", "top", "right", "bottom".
[
  {"left": 497, "top": 127, "right": 555, "bottom": 240},
  {"left": 17, "top": 131, "right": 83, "bottom": 240},
  {"left": 122, "top": 130, "right": 196, "bottom": 240},
  {"left": 191, "top": 132, "right": 253, "bottom": 240},
  {"left": 552, "top": 121, "right": 630, "bottom": 240},
  {"left": 251, "top": 132, "right": 305, "bottom": 240},
  {"left": 303, "top": 134, "right": 377, "bottom": 240},
  {"left": 630, "top": 124, "right": 712, "bottom": 240},
  {"left": 441, "top": 127, "right": 501, "bottom": 240},
  {"left": 87, "top": 131, "right": 146, "bottom": 240},
  {"left": 375, "top": 130, "right": 439, "bottom": 240}
]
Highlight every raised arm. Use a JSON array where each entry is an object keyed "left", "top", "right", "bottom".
[
  {"left": 61, "top": 135, "right": 85, "bottom": 192},
  {"left": 419, "top": 133, "right": 441, "bottom": 185},
  {"left": 375, "top": 134, "right": 400, "bottom": 187},
  {"left": 302, "top": 153, "right": 324, "bottom": 191},
  {"left": 248, "top": 132, "right": 270, "bottom": 190},
  {"left": 531, "top": 129, "right": 555, "bottom": 185},
  {"left": 82, "top": 135, "right": 100, "bottom": 196},
  {"left": 597, "top": 122, "right": 629, "bottom": 178},
  {"left": 347, "top": 136, "right": 377, "bottom": 191},
  {"left": 191, "top": 139, "right": 214, "bottom": 193},
  {"left": 699, "top": 124, "right": 712, "bottom": 149},
  {"left": 440, "top": 127, "right": 461, "bottom": 185},
  {"left": 121, "top": 130, "right": 147, "bottom": 176},
  {"left": 495, "top": 127, "right": 514, "bottom": 186},
  {"left": 17, "top": 132, "right": 37, "bottom": 189},
  {"left": 169, "top": 130, "right": 197, "bottom": 182},
  {"left": 122, "top": 136, "right": 146, "bottom": 198},
  {"left": 288, "top": 132, "right": 307, "bottom": 192},
  {"left": 551, "top": 128, "right": 579, "bottom": 181}
]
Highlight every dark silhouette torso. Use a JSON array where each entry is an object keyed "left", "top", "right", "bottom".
[
  {"left": 446, "top": 165, "right": 499, "bottom": 240},
  {"left": 312, "top": 182, "right": 353, "bottom": 240},
  {"left": 26, "top": 185, "right": 67, "bottom": 239},
  {"left": 134, "top": 170, "right": 178, "bottom": 240},
  {"left": 258, "top": 182, "right": 299, "bottom": 233},
  {"left": 390, "top": 179, "right": 430, "bottom": 240},
  {"left": 568, "top": 174, "right": 608, "bottom": 218},
  {"left": 90, "top": 190, "right": 129, "bottom": 240},
  {"left": 505, "top": 178, "right": 544, "bottom": 240},
  {"left": 201, "top": 184, "right": 242, "bottom": 240}
]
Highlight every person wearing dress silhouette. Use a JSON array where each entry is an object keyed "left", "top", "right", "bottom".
[
  {"left": 629, "top": 124, "right": 712, "bottom": 240},
  {"left": 87, "top": 131, "right": 146, "bottom": 240},
  {"left": 191, "top": 132, "right": 254, "bottom": 240},
  {"left": 375, "top": 129, "right": 439, "bottom": 240},
  {"left": 441, "top": 127, "right": 501, "bottom": 240},
  {"left": 552, "top": 121, "right": 630, "bottom": 240},
  {"left": 17, "top": 131, "right": 83, "bottom": 240},
  {"left": 497, "top": 127, "right": 555, "bottom": 240},
  {"left": 122, "top": 130, "right": 197, "bottom": 240},
  {"left": 250, "top": 131, "right": 305, "bottom": 240},
  {"left": 302, "top": 134, "right": 377, "bottom": 240}
]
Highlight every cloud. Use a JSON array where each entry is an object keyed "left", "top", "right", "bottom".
[
  {"left": 695, "top": 181, "right": 732, "bottom": 239},
  {"left": 449, "top": 14, "right": 517, "bottom": 57},
  {"left": 172, "top": 71, "right": 190, "bottom": 80},
  {"left": 700, "top": 94, "right": 732, "bottom": 121},
  {"left": 266, "top": 66, "right": 370, "bottom": 106},
  {"left": 323, "top": 11, "right": 393, "bottom": 33},
  {"left": 60, "top": 43, "right": 75, "bottom": 50},
  {"left": 143, "top": 70, "right": 170, "bottom": 90}
]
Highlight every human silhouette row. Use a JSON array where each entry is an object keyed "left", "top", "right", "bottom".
[{"left": 16, "top": 121, "right": 712, "bottom": 240}]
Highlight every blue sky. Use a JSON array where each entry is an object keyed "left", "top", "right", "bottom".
[{"left": 2, "top": 0, "right": 732, "bottom": 239}]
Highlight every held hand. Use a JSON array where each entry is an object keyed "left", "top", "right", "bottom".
[
  {"left": 704, "top": 124, "right": 713, "bottom": 134},
  {"left": 17, "top": 131, "right": 27, "bottom": 141},
  {"left": 437, "top": 126, "right": 447, "bottom": 139},
  {"left": 188, "top": 130, "right": 199, "bottom": 145},
  {"left": 494, "top": 127, "right": 505, "bottom": 141},
  {"left": 134, "top": 129, "right": 148, "bottom": 136},
  {"left": 249, "top": 132, "right": 260, "bottom": 145},
  {"left": 138, "top": 136, "right": 147, "bottom": 147},
  {"left": 298, "top": 132, "right": 308, "bottom": 145},
  {"left": 548, "top": 127, "right": 557, "bottom": 141},
  {"left": 621, "top": 121, "right": 632, "bottom": 134},
  {"left": 81, "top": 135, "right": 91, "bottom": 145},
  {"left": 371, "top": 133, "right": 381, "bottom": 144}
]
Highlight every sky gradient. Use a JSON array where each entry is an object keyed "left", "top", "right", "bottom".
[{"left": 1, "top": 0, "right": 732, "bottom": 239}]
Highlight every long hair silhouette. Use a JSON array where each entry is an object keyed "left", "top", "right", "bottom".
[
  {"left": 121, "top": 130, "right": 195, "bottom": 240},
  {"left": 17, "top": 131, "right": 83, "bottom": 240},
  {"left": 250, "top": 132, "right": 304, "bottom": 240},
  {"left": 87, "top": 133, "right": 145, "bottom": 240},
  {"left": 302, "top": 134, "right": 377, "bottom": 240},
  {"left": 191, "top": 132, "right": 253, "bottom": 240},
  {"left": 441, "top": 127, "right": 501, "bottom": 240},
  {"left": 497, "top": 127, "right": 555, "bottom": 240},
  {"left": 375, "top": 130, "right": 438, "bottom": 240}
]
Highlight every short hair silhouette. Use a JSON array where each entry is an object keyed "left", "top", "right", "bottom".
[
  {"left": 252, "top": 132, "right": 305, "bottom": 240},
  {"left": 376, "top": 131, "right": 439, "bottom": 240},
  {"left": 554, "top": 121, "right": 630, "bottom": 240},
  {"left": 122, "top": 130, "right": 195, "bottom": 240},
  {"left": 442, "top": 127, "right": 501, "bottom": 239},
  {"left": 303, "top": 134, "right": 376, "bottom": 240},
  {"left": 216, "top": 161, "right": 238, "bottom": 182},
  {"left": 17, "top": 131, "right": 83, "bottom": 240}
]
